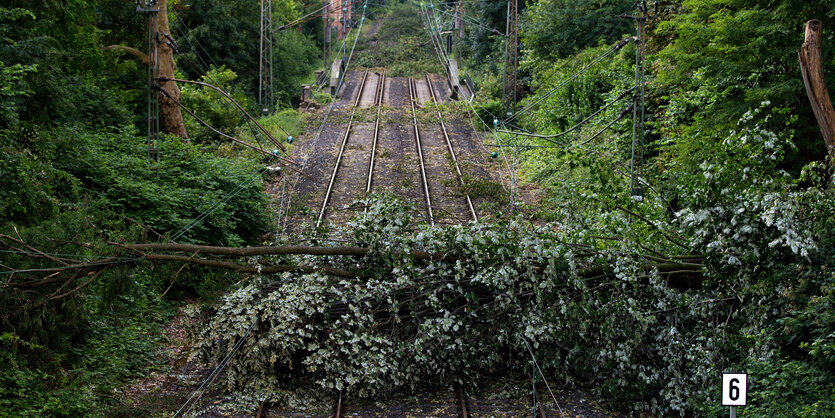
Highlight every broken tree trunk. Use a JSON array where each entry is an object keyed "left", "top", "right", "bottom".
[
  {"left": 799, "top": 19, "right": 835, "bottom": 164},
  {"left": 155, "top": 0, "right": 189, "bottom": 138}
]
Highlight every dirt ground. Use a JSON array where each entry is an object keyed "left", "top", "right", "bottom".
[{"left": 266, "top": 69, "right": 514, "bottom": 235}]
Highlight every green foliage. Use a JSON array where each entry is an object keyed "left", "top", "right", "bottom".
[
  {"left": 654, "top": 0, "right": 834, "bottom": 169},
  {"left": 0, "top": 144, "right": 80, "bottom": 226},
  {"left": 520, "top": 42, "right": 634, "bottom": 134},
  {"left": 196, "top": 181, "right": 833, "bottom": 415},
  {"left": 0, "top": 266, "right": 174, "bottom": 417},
  {"left": 472, "top": 98, "right": 502, "bottom": 129},
  {"left": 180, "top": 66, "right": 251, "bottom": 142},
  {"left": 312, "top": 91, "right": 333, "bottom": 105},
  {"left": 237, "top": 108, "right": 304, "bottom": 149},
  {"left": 355, "top": 3, "right": 444, "bottom": 76},
  {"left": 0, "top": 2, "right": 135, "bottom": 129},
  {"left": 0, "top": 60, "right": 36, "bottom": 134},
  {"left": 457, "top": 0, "right": 512, "bottom": 68},
  {"left": 0, "top": 335, "right": 93, "bottom": 417},
  {"left": 522, "top": 0, "right": 633, "bottom": 61},
  {"left": 273, "top": 29, "right": 321, "bottom": 105},
  {"left": 49, "top": 128, "right": 271, "bottom": 246}
]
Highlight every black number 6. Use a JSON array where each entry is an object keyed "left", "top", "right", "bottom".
[{"left": 729, "top": 378, "right": 740, "bottom": 400}]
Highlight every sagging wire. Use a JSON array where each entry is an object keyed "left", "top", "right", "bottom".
[
  {"left": 497, "top": 88, "right": 633, "bottom": 145},
  {"left": 159, "top": 77, "right": 295, "bottom": 155},
  {"left": 521, "top": 336, "right": 566, "bottom": 418},
  {"left": 505, "top": 36, "right": 633, "bottom": 124},
  {"left": 489, "top": 105, "right": 632, "bottom": 150},
  {"left": 174, "top": 318, "right": 259, "bottom": 417}
]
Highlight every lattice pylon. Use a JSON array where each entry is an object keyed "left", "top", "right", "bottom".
[{"left": 259, "top": 0, "right": 274, "bottom": 113}]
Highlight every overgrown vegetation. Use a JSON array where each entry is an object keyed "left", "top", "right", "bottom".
[
  {"left": 355, "top": 3, "right": 445, "bottom": 76},
  {"left": 0, "top": 0, "right": 302, "bottom": 414},
  {"left": 1, "top": 0, "right": 834, "bottom": 416}
]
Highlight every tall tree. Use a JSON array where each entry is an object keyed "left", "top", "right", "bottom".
[{"left": 156, "top": 0, "right": 188, "bottom": 137}]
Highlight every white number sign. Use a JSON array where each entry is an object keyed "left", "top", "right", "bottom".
[{"left": 722, "top": 373, "right": 748, "bottom": 406}]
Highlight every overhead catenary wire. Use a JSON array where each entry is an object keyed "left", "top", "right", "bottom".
[
  {"left": 157, "top": 86, "right": 314, "bottom": 182},
  {"left": 488, "top": 105, "right": 632, "bottom": 149},
  {"left": 521, "top": 337, "right": 566, "bottom": 418},
  {"left": 505, "top": 36, "right": 632, "bottom": 124},
  {"left": 419, "top": 1, "right": 519, "bottom": 208},
  {"left": 174, "top": 318, "right": 259, "bottom": 417},
  {"left": 497, "top": 87, "right": 633, "bottom": 145},
  {"left": 158, "top": 77, "right": 295, "bottom": 156}
]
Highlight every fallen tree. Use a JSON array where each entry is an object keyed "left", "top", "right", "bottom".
[{"left": 1, "top": 183, "right": 828, "bottom": 415}]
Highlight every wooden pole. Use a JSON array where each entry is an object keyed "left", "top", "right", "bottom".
[{"left": 799, "top": 20, "right": 835, "bottom": 164}]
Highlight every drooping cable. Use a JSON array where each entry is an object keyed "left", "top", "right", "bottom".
[
  {"left": 505, "top": 37, "right": 632, "bottom": 124},
  {"left": 174, "top": 318, "right": 258, "bottom": 417},
  {"left": 521, "top": 337, "right": 566, "bottom": 418},
  {"left": 496, "top": 88, "right": 633, "bottom": 145}
]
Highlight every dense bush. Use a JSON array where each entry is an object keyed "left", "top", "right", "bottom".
[{"left": 49, "top": 128, "right": 271, "bottom": 246}]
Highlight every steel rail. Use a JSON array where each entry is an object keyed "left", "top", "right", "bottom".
[
  {"left": 424, "top": 74, "right": 478, "bottom": 222},
  {"left": 317, "top": 69, "right": 370, "bottom": 228},
  {"left": 409, "top": 77, "right": 435, "bottom": 226},
  {"left": 365, "top": 70, "right": 386, "bottom": 193}
]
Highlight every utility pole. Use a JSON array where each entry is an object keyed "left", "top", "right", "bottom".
[
  {"left": 622, "top": 1, "right": 655, "bottom": 201},
  {"left": 137, "top": 0, "right": 188, "bottom": 161},
  {"left": 456, "top": 1, "right": 465, "bottom": 39},
  {"left": 342, "top": 0, "right": 349, "bottom": 39},
  {"left": 323, "top": 0, "right": 329, "bottom": 71},
  {"left": 137, "top": 0, "right": 160, "bottom": 161},
  {"left": 259, "top": 0, "right": 274, "bottom": 114},
  {"left": 503, "top": 0, "right": 518, "bottom": 114}
]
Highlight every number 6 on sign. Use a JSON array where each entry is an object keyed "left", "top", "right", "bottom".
[{"left": 722, "top": 373, "right": 748, "bottom": 406}]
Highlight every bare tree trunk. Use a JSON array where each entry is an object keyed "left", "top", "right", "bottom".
[
  {"left": 156, "top": 0, "right": 189, "bottom": 138},
  {"left": 799, "top": 20, "right": 834, "bottom": 164}
]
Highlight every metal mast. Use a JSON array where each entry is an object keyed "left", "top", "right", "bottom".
[
  {"left": 624, "top": 1, "right": 655, "bottom": 200},
  {"left": 503, "top": 0, "right": 518, "bottom": 113},
  {"left": 259, "top": 0, "right": 274, "bottom": 114},
  {"left": 137, "top": 0, "right": 160, "bottom": 162}
]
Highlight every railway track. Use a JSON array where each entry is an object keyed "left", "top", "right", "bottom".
[
  {"left": 423, "top": 74, "right": 478, "bottom": 222},
  {"left": 408, "top": 76, "right": 436, "bottom": 225},
  {"left": 409, "top": 75, "right": 478, "bottom": 225},
  {"left": 316, "top": 69, "right": 385, "bottom": 227},
  {"left": 311, "top": 69, "right": 479, "bottom": 229}
]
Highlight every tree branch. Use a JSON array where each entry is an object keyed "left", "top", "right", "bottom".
[{"left": 101, "top": 45, "right": 149, "bottom": 64}]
